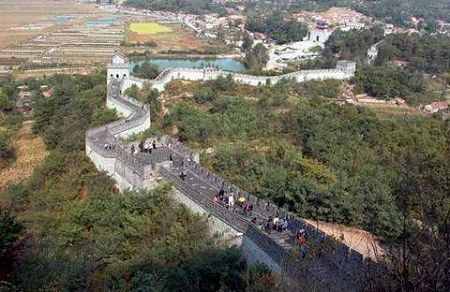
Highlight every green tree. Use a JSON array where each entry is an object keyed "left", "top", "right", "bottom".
[
  {"left": 244, "top": 43, "right": 269, "bottom": 72},
  {"left": 0, "top": 90, "right": 14, "bottom": 111},
  {"left": 241, "top": 32, "right": 254, "bottom": 53}
]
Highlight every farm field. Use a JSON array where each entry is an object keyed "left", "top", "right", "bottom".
[
  {"left": 124, "top": 22, "right": 207, "bottom": 53},
  {"left": 129, "top": 22, "right": 173, "bottom": 34},
  {"left": 0, "top": 0, "right": 101, "bottom": 49}
]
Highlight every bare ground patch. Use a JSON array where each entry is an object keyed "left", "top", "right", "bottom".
[{"left": 0, "top": 122, "right": 48, "bottom": 193}]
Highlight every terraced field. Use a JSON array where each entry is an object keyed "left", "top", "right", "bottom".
[{"left": 0, "top": 0, "right": 100, "bottom": 48}]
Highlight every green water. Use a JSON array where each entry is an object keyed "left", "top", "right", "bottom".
[{"left": 132, "top": 58, "right": 245, "bottom": 72}]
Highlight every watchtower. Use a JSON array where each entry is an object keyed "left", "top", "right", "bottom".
[{"left": 107, "top": 52, "right": 130, "bottom": 85}]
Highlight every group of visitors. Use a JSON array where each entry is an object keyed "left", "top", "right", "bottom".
[
  {"left": 214, "top": 188, "right": 235, "bottom": 209},
  {"left": 211, "top": 187, "right": 311, "bottom": 260},
  {"left": 263, "top": 215, "right": 289, "bottom": 234},
  {"left": 130, "top": 140, "right": 157, "bottom": 155},
  {"left": 139, "top": 140, "right": 157, "bottom": 153}
]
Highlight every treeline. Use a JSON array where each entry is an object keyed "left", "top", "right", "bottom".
[
  {"left": 273, "top": 0, "right": 450, "bottom": 31},
  {"left": 246, "top": 12, "right": 308, "bottom": 44},
  {"left": 376, "top": 33, "right": 450, "bottom": 74},
  {"left": 124, "top": 0, "right": 225, "bottom": 15},
  {"left": 0, "top": 78, "right": 23, "bottom": 169},
  {"left": 0, "top": 72, "right": 278, "bottom": 291}
]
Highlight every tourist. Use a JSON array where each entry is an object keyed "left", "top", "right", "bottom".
[
  {"left": 104, "top": 143, "right": 111, "bottom": 150},
  {"left": 144, "top": 141, "right": 149, "bottom": 153},
  {"left": 273, "top": 216, "right": 280, "bottom": 230},
  {"left": 265, "top": 216, "right": 273, "bottom": 233},
  {"left": 179, "top": 172, "right": 186, "bottom": 181},
  {"left": 152, "top": 140, "right": 157, "bottom": 149},
  {"left": 139, "top": 141, "right": 144, "bottom": 152},
  {"left": 169, "top": 153, "right": 173, "bottom": 161},
  {"left": 238, "top": 195, "right": 246, "bottom": 207},
  {"left": 213, "top": 196, "right": 220, "bottom": 205},
  {"left": 130, "top": 144, "right": 135, "bottom": 155},
  {"left": 251, "top": 217, "right": 257, "bottom": 224},
  {"left": 281, "top": 219, "right": 288, "bottom": 232},
  {"left": 297, "top": 229, "right": 307, "bottom": 245},
  {"left": 243, "top": 203, "right": 249, "bottom": 215},
  {"left": 218, "top": 187, "right": 225, "bottom": 199},
  {"left": 247, "top": 204, "right": 253, "bottom": 216},
  {"left": 265, "top": 202, "right": 270, "bottom": 211},
  {"left": 228, "top": 193, "right": 235, "bottom": 209}
]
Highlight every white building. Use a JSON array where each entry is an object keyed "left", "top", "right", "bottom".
[
  {"left": 274, "top": 40, "right": 323, "bottom": 61},
  {"left": 304, "top": 29, "right": 333, "bottom": 44},
  {"left": 107, "top": 52, "right": 130, "bottom": 85},
  {"left": 341, "top": 21, "right": 365, "bottom": 31}
]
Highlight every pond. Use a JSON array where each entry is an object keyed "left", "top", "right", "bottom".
[{"left": 131, "top": 58, "right": 245, "bottom": 72}]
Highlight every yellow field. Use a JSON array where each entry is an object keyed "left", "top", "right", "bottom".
[
  {"left": 129, "top": 22, "right": 173, "bottom": 35},
  {"left": 124, "top": 22, "right": 207, "bottom": 53}
]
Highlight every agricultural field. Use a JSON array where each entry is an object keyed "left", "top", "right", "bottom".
[
  {"left": 0, "top": 0, "right": 101, "bottom": 49},
  {"left": 124, "top": 22, "right": 207, "bottom": 53},
  {"left": 129, "top": 22, "right": 173, "bottom": 34}
]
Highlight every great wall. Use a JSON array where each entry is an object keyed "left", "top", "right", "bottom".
[
  {"left": 86, "top": 54, "right": 368, "bottom": 291},
  {"left": 110, "top": 54, "right": 356, "bottom": 91}
]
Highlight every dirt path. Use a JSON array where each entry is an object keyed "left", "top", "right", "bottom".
[
  {"left": 0, "top": 122, "right": 48, "bottom": 193},
  {"left": 304, "top": 219, "right": 384, "bottom": 261}
]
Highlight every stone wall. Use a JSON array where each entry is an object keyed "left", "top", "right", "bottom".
[
  {"left": 85, "top": 71, "right": 367, "bottom": 290},
  {"left": 147, "top": 62, "right": 356, "bottom": 91}
]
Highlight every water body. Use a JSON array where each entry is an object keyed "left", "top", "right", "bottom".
[
  {"left": 86, "top": 17, "right": 118, "bottom": 26},
  {"left": 132, "top": 58, "right": 245, "bottom": 72}
]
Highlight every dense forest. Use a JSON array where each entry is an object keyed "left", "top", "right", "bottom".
[
  {"left": 322, "top": 26, "right": 384, "bottom": 63},
  {"left": 246, "top": 12, "right": 308, "bottom": 44},
  {"left": 0, "top": 73, "right": 277, "bottom": 291},
  {"left": 376, "top": 33, "right": 450, "bottom": 74}
]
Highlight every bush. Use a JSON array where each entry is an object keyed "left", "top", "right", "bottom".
[
  {"left": 193, "top": 88, "right": 218, "bottom": 104},
  {"left": 0, "top": 91, "right": 14, "bottom": 111},
  {"left": 0, "top": 136, "right": 14, "bottom": 161}
]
